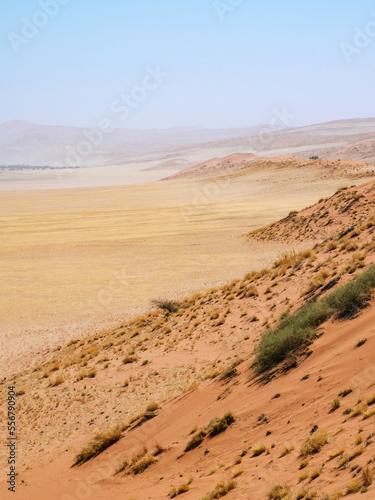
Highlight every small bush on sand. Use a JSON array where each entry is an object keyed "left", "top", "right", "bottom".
[
  {"left": 123, "top": 355, "right": 138, "bottom": 364},
  {"left": 207, "top": 413, "right": 236, "bottom": 437},
  {"left": 185, "top": 429, "right": 207, "bottom": 452},
  {"left": 362, "top": 407, "right": 375, "bottom": 420},
  {"left": 361, "top": 467, "right": 374, "bottom": 487},
  {"left": 169, "top": 477, "right": 193, "bottom": 498},
  {"left": 232, "top": 467, "right": 243, "bottom": 477},
  {"left": 327, "top": 448, "right": 344, "bottom": 461},
  {"left": 146, "top": 401, "right": 160, "bottom": 412},
  {"left": 357, "top": 338, "right": 367, "bottom": 347},
  {"left": 309, "top": 468, "right": 321, "bottom": 480},
  {"left": 366, "top": 393, "right": 375, "bottom": 406},
  {"left": 218, "top": 360, "right": 241, "bottom": 381},
  {"left": 200, "top": 481, "right": 236, "bottom": 500},
  {"left": 345, "top": 480, "right": 361, "bottom": 494},
  {"left": 329, "top": 492, "right": 343, "bottom": 500},
  {"left": 280, "top": 444, "right": 295, "bottom": 457},
  {"left": 128, "top": 454, "right": 157, "bottom": 474},
  {"left": 296, "top": 490, "right": 317, "bottom": 500},
  {"left": 151, "top": 299, "right": 179, "bottom": 314},
  {"left": 185, "top": 413, "right": 235, "bottom": 452},
  {"left": 300, "top": 429, "right": 328, "bottom": 457},
  {"left": 331, "top": 398, "right": 340, "bottom": 411},
  {"left": 252, "top": 443, "right": 267, "bottom": 456},
  {"left": 74, "top": 425, "right": 122, "bottom": 465},
  {"left": 116, "top": 446, "right": 159, "bottom": 475},
  {"left": 338, "top": 388, "right": 353, "bottom": 397},
  {"left": 267, "top": 484, "right": 291, "bottom": 499}
]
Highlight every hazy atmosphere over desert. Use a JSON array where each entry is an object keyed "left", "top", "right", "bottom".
[{"left": 2, "top": 2, "right": 375, "bottom": 499}]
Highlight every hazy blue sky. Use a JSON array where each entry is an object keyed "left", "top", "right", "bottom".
[{"left": 1, "top": 0, "right": 374, "bottom": 129}]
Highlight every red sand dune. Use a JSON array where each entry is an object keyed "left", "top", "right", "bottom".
[{"left": 2, "top": 181, "right": 375, "bottom": 499}]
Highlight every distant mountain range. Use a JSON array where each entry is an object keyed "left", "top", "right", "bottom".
[
  {"left": 0, "top": 120, "right": 269, "bottom": 167},
  {"left": 1, "top": 118, "right": 375, "bottom": 169}
]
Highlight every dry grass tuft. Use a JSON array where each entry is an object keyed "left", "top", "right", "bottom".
[
  {"left": 76, "top": 367, "right": 96, "bottom": 381},
  {"left": 200, "top": 481, "right": 236, "bottom": 500},
  {"left": 327, "top": 448, "right": 344, "bottom": 461},
  {"left": 169, "top": 477, "right": 193, "bottom": 497},
  {"left": 185, "top": 429, "right": 207, "bottom": 452},
  {"left": 362, "top": 407, "right": 375, "bottom": 420},
  {"left": 338, "top": 388, "right": 353, "bottom": 397},
  {"left": 146, "top": 401, "right": 160, "bottom": 412},
  {"left": 128, "top": 453, "right": 157, "bottom": 475},
  {"left": 185, "top": 413, "right": 235, "bottom": 452},
  {"left": 362, "top": 467, "right": 374, "bottom": 487},
  {"left": 267, "top": 484, "right": 291, "bottom": 499},
  {"left": 252, "top": 443, "right": 268, "bottom": 457},
  {"left": 349, "top": 444, "right": 365, "bottom": 458},
  {"left": 123, "top": 355, "right": 138, "bottom": 364},
  {"left": 331, "top": 398, "right": 340, "bottom": 411},
  {"left": 74, "top": 425, "right": 122, "bottom": 465},
  {"left": 299, "top": 459, "right": 309, "bottom": 469},
  {"left": 116, "top": 446, "right": 159, "bottom": 476},
  {"left": 309, "top": 468, "right": 321, "bottom": 480},
  {"left": 232, "top": 467, "right": 244, "bottom": 478},
  {"left": 345, "top": 480, "right": 361, "bottom": 494},
  {"left": 207, "top": 412, "right": 236, "bottom": 437},
  {"left": 356, "top": 338, "right": 367, "bottom": 347},
  {"left": 296, "top": 490, "right": 317, "bottom": 500},
  {"left": 328, "top": 491, "right": 343, "bottom": 500},
  {"left": 299, "top": 470, "right": 309, "bottom": 482},
  {"left": 300, "top": 429, "right": 328, "bottom": 457},
  {"left": 280, "top": 444, "right": 294, "bottom": 457}
]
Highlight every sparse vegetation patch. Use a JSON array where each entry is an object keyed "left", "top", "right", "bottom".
[
  {"left": 74, "top": 425, "right": 122, "bottom": 466},
  {"left": 255, "top": 266, "right": 375, "bottom": 374},
  {"left": 200, "top": 481, "right": 236, "bottom": 500}
]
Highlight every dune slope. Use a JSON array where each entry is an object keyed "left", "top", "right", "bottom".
[{"left": 2, "top": 181, "right": 375, "bottom": 498}]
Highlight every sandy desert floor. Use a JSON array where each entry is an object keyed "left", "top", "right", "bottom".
[
  {"left": 0, "top": 163, "right": 372, "bottom": 376},
  {"left": 1, "top": 180, "right": 375, "bottom": 499}
]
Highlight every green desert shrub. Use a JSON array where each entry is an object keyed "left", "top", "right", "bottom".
[{"left": 254, "top": 266, "right": 375, "bottom": 373}]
